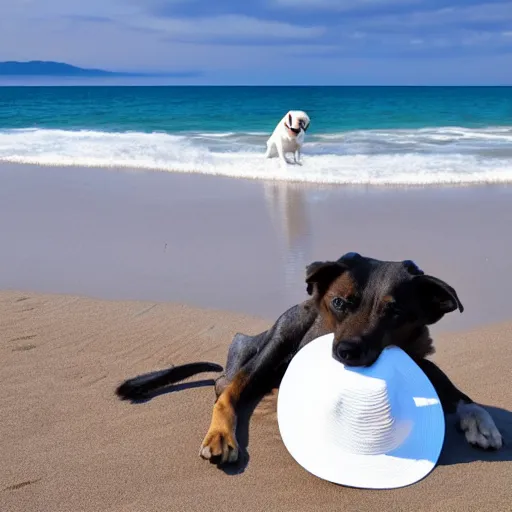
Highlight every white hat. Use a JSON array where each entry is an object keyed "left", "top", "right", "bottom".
[{"left": 277, "top": 333, "right": 445, "bottom": 490}]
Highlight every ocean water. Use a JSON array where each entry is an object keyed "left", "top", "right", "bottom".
[{"left": 1, "top": 86, "right": 512, "bottom": 185}]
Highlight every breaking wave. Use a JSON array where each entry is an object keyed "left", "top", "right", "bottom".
[{"left": 1, "top": 126, "right": 512, "bottom": 185}]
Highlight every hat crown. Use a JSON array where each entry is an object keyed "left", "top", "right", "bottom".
[{"left": 323, "top": 361, "right": 412, "bottom": 455}]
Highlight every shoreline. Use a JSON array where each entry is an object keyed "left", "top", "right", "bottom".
[
  {"left": 2, "top": 158, "right": 512, "bottom": 188},
  {"left": 4, "top": 158, "right": 512, "bottom": 188}
]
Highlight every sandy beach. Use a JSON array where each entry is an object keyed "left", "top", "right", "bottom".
[
  {"left": 1, "top": 292, "right": 511, "bottom": 512},
  {"left": 1, "top": 163, "right": 511, "bottom": 511}
]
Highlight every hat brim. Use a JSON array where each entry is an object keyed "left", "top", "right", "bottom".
[{"left": 277, "top": 333, "right": 445, "bottom": 490}]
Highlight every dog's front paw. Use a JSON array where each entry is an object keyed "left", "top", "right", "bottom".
[
  {"left": 458, "top": 402, "right": 503, "bottom": 450},
  {"left": 199, "top": 428, "right": 239, "bottom": 464}
]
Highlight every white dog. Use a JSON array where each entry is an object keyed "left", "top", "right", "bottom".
[{"left": 264, "top": 110, "right": 310, "bottom": 166}]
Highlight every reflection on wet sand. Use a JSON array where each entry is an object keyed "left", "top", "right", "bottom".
[{"left": 262, "top": 181, "right": 313, "bottom": 291}]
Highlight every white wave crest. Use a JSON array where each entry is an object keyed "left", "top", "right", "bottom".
[{"left": 1, "top": 127, "right": 512, "bottom": 185}]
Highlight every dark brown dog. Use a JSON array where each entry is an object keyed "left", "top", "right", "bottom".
[{"left": 116, "top": 252, "right": 503, "bottom": 465}]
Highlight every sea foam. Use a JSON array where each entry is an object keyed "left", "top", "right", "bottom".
[{"left": 1, "top": 126, "right": 512, "bottom": 185}]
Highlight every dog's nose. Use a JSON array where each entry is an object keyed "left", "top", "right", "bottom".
[{"left": 333, "top": 339, "right": 364, "bottom": 366}]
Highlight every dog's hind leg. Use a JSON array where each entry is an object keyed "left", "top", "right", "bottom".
[{"left": 417, "top": 359, "right": 503, "bottom": 450}]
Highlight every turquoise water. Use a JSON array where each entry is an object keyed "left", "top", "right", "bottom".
[
  {"left": 1, "top": 86, "right": 512, "bottom": 185},
  {"left": 2, "top": 86, "right": 511, "bottom": 132}
]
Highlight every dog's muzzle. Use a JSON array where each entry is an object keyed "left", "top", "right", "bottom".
[
  {"left": 333, "top": 339, "right": 381, "bottom": 368},
  {"left": 285, "top": 123, "right": 302, "bottom": 135}
]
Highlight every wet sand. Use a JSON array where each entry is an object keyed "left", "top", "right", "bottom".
[{"left": 1, "top": 163, "right": 512, "bottom": 333}]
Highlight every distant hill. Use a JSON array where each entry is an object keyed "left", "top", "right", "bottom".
[{"left": 0, "top": 61, "right": 199, "bottom": 78}]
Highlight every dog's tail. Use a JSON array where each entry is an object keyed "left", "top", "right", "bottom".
[{"left": 115, "top": 362, "right": 223, "bottom": 401}]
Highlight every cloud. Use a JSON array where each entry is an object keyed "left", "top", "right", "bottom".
[
  {"left": 2, "top": 0, "right": 139, "bottom": 20},
  {"left": 134, "top": 15, "right": 325, "bottom": 43},
  {"left": 0, "top": 0, "right": 511, "bottom": 84},
  {"left": 329, "top": 27, "right": 512, "bottom": 59},
  {"left": 305, "top": 1, "right": 512, "bottom": 59},
  {"left": 2, "top": 0, "right": 325, "bottom": 44},
  {"left": 64, "top": 15, "right": 114, "bottom": 23},
  {"left": 270, "top": 0, "right": 420, "bottom": 11},
  {"left": 352, "top": 2, "right": 512, "bottom": 33}
]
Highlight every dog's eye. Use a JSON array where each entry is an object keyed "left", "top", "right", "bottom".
[{"left": 331, "top": 297, "right": 348, "bottom": 312}]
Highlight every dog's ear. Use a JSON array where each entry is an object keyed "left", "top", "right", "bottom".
[
  {"left": 337, "top": 252, "right": 362, "bottom": 265},
  {"left": 414, "top": 274, "right": 464, "bottom": 324},
  {"left": 305, "top": 260, "right": 347, "bottom": 296},
  {"left": 402, "top": 259, "right": 424, "bottom": 275}
]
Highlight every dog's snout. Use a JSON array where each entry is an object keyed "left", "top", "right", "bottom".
[
  {"left": 333, "top": 338, "right": 380, "bottom": 367},
  {"left": 333, "top": 339, "right": 363, "bottom": 365}
]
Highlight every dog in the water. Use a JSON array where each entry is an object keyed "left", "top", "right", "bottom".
[
  {"left": 264, "top": 110, "right": 310, "bottom": 166},
  {"left": 116, "top": 252, "right": 503, "bottom": 465}
]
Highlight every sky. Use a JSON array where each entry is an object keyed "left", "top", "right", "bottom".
[{"left": 1, "top": 0, "right": 512, "bottom": 85}]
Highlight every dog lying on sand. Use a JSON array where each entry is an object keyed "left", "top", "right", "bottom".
[
  {"left": 116, "top": 252, "right": 503, "bottom": 465},
  {"left": 264, "top": 110, "right": 310, "bottom": 166}
]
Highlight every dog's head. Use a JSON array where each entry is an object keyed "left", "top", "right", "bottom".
[
  {"left": 305, "top": 252, "right": 463, "bottom": 367},
  {"left": 284, "top": 110, "right": 310, "bottom": 135}
]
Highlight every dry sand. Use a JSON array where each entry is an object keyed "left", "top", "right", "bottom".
[{"left": 1, "top": 290, "right": 511, "bottom": 512}]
